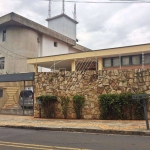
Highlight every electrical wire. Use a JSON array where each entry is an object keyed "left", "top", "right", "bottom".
[
  {"left": 0, "top": 44, "right": 34, "bottom": 59},
  {"left": 41, "top": 0, "right": 150, "bottom": 3}
]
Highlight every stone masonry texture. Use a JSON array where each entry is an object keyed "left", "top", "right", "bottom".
[{"left": 34, "top": 69, "right": 150, "bottom": 119}]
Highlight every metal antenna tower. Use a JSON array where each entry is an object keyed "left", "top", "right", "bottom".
[
  {"left": 74, "top": 3, "right": 77, "bottom": 20},
  {"left": 48, "top": 0, "right": 51, "bottom": 18},
  {"left": 62, "top": 0, "right": 65, "bottom": 14}
]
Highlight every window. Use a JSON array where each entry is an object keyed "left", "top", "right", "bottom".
[
  {"left": 104, "top": 58, "right": 111, "bottom": 67},
  {"left": 122, "top": 56, "right": 130, "bottom": 66},
  {"left": 0, "top": 57, "right": 4, "bottom": 69},
  {"left": 132, "top": 55, "right": 141, "bottom": 65},
  {"left": 144, "top": 54, "right": 150, "bottom": 64},
  {"left": 54, "top": 42, "right": 57, "bottom": 47},
  {"left": 2, "top": 30, "right": 6, "bottom": 42},
  {"left": 113, "top": 57, "right": 120, "bottom": 67}
]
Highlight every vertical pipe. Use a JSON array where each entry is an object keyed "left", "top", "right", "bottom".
[
  {"left": 32, "top": 81, "right": 34, "bottom": 116},
  {"left": 142, "top": 52, "right": 144, "bottom": 69},
  {"left": 119, "top": 53, "right": 121, "bottom": 69},
  {"left": 23, "top": 81, "right": 25, "bottom": 116},
  {"left": 143, "top": 99, "right": 149, "bottom": 130},
  {"left": 54, "top": 57, "right": 55, "bottom": 72}
]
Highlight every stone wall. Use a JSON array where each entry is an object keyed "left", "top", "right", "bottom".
[{"left": 34, "top": 69, "right": 150, "bottom": 119}]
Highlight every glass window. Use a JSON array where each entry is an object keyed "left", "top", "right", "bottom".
[
  {"left": 0, "top": 57, "right": 4, "bottom": 69},
  {"left": 104, "top": 58, "right": 111, "bottom": 67},
  {"left": 113, "top": 57, "right": 120, "bottom": 67},
  {"left": 144, "top": 54, "right": 150, "bottom": 64},
  {"left": 2, "top": 30, "right": 6, "bottom": 42},
  {"left": 54, "top": 42, "right": 57, "bottom": 47},
  {"left": 132, "top": 55, "right": 141, "bottom": 65},
  {"left": 122, "top": 56, "right": 130, "bottom": 66}
]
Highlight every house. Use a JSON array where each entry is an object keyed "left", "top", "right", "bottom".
[
  {"left": 0, "top": 12, "right": 91, "bottom": 74},
  {"left": 28, "top": 43, "right": 150, "bottom": 71}
]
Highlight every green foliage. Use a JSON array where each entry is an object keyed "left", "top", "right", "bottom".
[
  {"left": 37, "top": 95, "right": 58, "bottom": 118},
  {"left": 49, "top": 77, "right": 54, "bottom": 82},
  {"left": 60, "top": 96, "right": 70, "bottom": 119},
  {"left": 99, "top": 93, "right": 146, "bottom": 120},
  {"left": 73, "top": 95, "right": 85, "bottom": 119}
]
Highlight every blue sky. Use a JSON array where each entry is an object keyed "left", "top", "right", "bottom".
[{"left": 1, "top": 0, "right": 150, "bottom": 50}]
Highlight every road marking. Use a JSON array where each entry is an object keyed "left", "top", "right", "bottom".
[
  {"left": 0, "top": 141, "right": 90, "bottom": 150},
  {"left": 0, "top": 143, "right": 53, "bottom": 150}
]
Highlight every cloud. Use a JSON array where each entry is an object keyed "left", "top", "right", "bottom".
[{"left": 0, "top": 0, "right": 150, "bottom": 50}]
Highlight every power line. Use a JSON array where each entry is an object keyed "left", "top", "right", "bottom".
[
  {"left": 0, "top": 44, "right": 34, "bottom": 59},
  {"left": 41, "top": 0, "right": 150, "bottom": 3},
  {"left": 61, "top": 1, "right": 150, "bottom": 3}
]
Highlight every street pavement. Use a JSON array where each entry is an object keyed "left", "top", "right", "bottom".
[
  {"left": 0, "top": 115, "right": 150, "bottom": 136},
  {"left": 0, "top": 127, "right": 150, "bottom": 150}
]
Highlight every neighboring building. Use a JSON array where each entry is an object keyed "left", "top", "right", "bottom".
[
  {"left": 0, "top": 12, "right": 91, "bottom": 74},
  {"left": 28, "top": 43, "right": 150, "bottom": 71}
]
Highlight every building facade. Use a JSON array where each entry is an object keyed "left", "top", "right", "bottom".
[
  {"left": 0, "top": 12, "right": 91, "bottom": 74},
  {"left": 28, "top": 43, "right": 150, "bottom": 71}
]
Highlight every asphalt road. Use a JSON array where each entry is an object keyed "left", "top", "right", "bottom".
[{"left": 0, "top": 127, "right": 149, "bottom": 150}]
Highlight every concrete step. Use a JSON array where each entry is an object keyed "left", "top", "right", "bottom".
[
  {"left": 2, "top": 104, "right": 21, "bottom": 109},
  {"left": 0, "top": 102, "right": 33, "bottom": 115},
  {"left": 0, "top": 109, "right": 33, "bottom": 115}
]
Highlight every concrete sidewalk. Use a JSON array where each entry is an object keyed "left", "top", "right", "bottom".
[{"left": 0, "top": 115, "right": 150, "bottom": 136}]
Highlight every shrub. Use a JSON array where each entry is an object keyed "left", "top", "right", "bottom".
[
  {"left": 99, "top": 93, "right": 146, "bottom": 120},
  {"left": 37, "top": 95, "right": 58, "bottom": 118},
  {"left": 60, "top": 96, "right": 69, "bottom": 119},
  {"left": 73, "top": 95, "right": 85, "bottom": 119}
]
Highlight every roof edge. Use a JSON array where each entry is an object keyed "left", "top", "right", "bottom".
[
  {"left": 0, "top": 12, "right": 76, "bottom": 46},
  {"left": 95, "top": 43, "right": 150, "bottom": 51},
  {"left": 46, "top": 14, "right": 78, "bottom": 24}
]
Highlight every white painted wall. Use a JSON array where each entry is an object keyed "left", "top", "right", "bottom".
[
  {"left": 0, "top": 25, "right": 81, "bottom": 74},
  {"left": 41, "top": 35, "right": 69, "bottom": 56},
  {"left": 68, "top": 47, "right": 81, "bottom": 53},
  {"left": 48, "top": 16, "right": 77, "bottom": 40}
]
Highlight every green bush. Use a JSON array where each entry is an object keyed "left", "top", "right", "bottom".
[
  {"left": 73, "top": 95, "right": 85, "bottom": 119},
  {"left": 99, "top": 93, "right": 146, "bottom": 120},
  {"left": 37, "top": 95, "right": 58, "bottom": 118},
  {"left": 60, "top": 96, "right": 69, "bottom": 119}
]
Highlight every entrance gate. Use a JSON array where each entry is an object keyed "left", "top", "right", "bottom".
[{"left": 0, "top": 72, "right": 34, "bottom": 116}]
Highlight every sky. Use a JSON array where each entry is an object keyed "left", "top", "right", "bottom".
[{"left": 0, "top": 0, "right": 150, "bottom": 50}]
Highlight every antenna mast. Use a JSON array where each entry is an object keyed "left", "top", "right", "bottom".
[
  {"left": 62, "top": 0, "right": 65, "bottom": 14},
  {"left": 48, "top": 0, "right": 51, "bottom": 18},
  {"left": 74, "top": 3, "right": 77, "bottom": 20}
]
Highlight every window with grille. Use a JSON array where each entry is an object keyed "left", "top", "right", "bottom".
[
  {"left": 0, "top": 57, "right": 4, "bottom": 69},
  {"left": 122, "top": 56, "right": 130, "bottom": 66},
  {"left": 144, "top": 54, "right": 150, "bottom": 64},
  {"left": 104, "top": 58, "right": 111, "bottom": 67},
  {"left": 132, "top": 55, "right": 141, "bottom": 65},
  {"left": 113, "top": 57, "right": 120, "bottom": 67}
]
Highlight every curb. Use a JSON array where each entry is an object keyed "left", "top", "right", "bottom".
[{"left": 0, "top": 125, "right": 150, "bottom": 136}]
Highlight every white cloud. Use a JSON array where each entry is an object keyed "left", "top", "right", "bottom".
[{"left": 0, "top": 0, "right": 150, "bottom": 50}]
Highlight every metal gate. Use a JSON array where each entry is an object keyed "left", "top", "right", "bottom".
[{"left": 0, "top": 72, "right": 35, "bottom": 116}]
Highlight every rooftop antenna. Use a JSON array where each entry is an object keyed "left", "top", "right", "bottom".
[
  {"left": 73, "top": 3, "right": 77, "bottom": 20},
  {"left": 48, "top": 0, "right": 51, "bottom": 18},
  {"left": 62, "top": 0, "right": 65, "bottom": 14}
]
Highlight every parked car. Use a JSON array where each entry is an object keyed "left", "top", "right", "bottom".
[{"left": 19, "top": 90, "right": 33, "bottom": 108}]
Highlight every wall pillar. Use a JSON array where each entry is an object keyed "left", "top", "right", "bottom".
[
  {"left": 34, "top": 64, "right": 38, "bottom": 73},
  {"left": 71, "top": 60, "right": 76, "bottom": 71},
  {"left": 98, "top": 58, "right": 103, "bottom": 70}
]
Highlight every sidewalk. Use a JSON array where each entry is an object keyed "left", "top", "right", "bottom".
[{"left": 0, "top": 115, "right": 150, "bottom": 136}]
